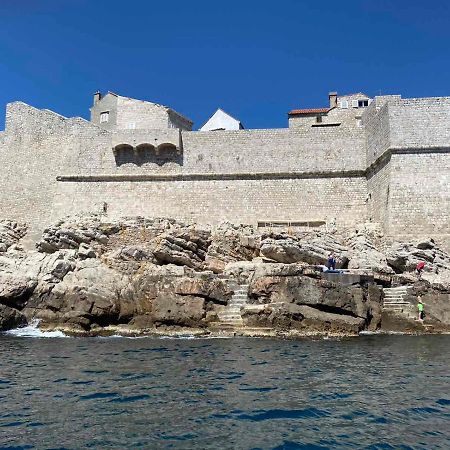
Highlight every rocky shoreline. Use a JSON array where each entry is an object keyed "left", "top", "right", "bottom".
[{"left": 1, "top": 215, "right": 449, "bottom": 337}]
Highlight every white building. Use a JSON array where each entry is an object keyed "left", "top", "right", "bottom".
[{"left": 200, "top": 108, "right": 244, "bottom": 131}]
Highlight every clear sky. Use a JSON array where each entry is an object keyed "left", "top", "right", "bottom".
[{"left": 1, "top": 0, "right": 450, "bottom": 129}]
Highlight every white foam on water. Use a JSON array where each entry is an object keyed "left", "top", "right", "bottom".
[
  {"left": 96, "top": 334, "right": 232, "bottom": 340},
  {"left": 4, "top": 320, "right": 69, "bottom": 338},
  {"left": 359, "top": 330, "right": 407, "bottom": 336},
  {"left": 159, "top": 334, "right": 200, "bottom": 340}
]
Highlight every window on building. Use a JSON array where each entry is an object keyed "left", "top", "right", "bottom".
[
  {"left": 316, "top": 115, "right": 322, "bottom": 123},
  {"left": 358, "top": 99, "right": 369, "bottom": 107},
  {"left": 339, "top": 100, "right": 349, "bottom": 109},
  {"left": 100, "top": 111, "right": 109, "bottom": 123}
]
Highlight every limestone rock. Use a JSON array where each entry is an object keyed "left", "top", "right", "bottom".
[
  {"left": 260, "top": 232, "right": 348, "bottom": 267},
  {"left": 242, "top": 302, "right": 365, "bottom": 334},
  {"left": 249, "top": 275, "right": 374, "bottom": 320},
  {"left": 174, "top": 277, "right": 231, "bottom": 304},
  {"left": 204, "top": 224, "right": 259, "bottom": 273},
  {"left": 386, "top": 241, "right": 450, "bottom": 273},
  {"left": 77, "top": 243, "right": 96, "bottom": 259},
  {"left": 0, "top": 220, "right": 27, "bottom": 252},
  {"left": 0, "top": 304, "right": 27, "bottom": 331},
  {"left": 36, "top": 215, "right": 110, "bottom": 253},
  {"left": 0, "top": 213, "right": 448, "bottom": 335},
  {"left": 23, "top": 259, "right": 129, "bottom": 330},
  {"left": 346, "top": 233, "right": 393, "bottom": 274},
  {"left": 152, "top": 293, "right": 206, "bottom": 327},
  {"left": 153, "top": 229, "right": 211, "bottom": 270}
]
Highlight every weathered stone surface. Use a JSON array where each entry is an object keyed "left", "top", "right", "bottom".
[
  {"left": 249, "top": 275, "right": 373, "bottom": 319},
  {"left": 204, "top": 224, "right": 259, "bottom": 273},
  {"left": 0, "top": 304, "right": 27, "bottom": 331},
  {"left": 347, "top": 233, "right": 393, "bottom": 274},
  {"left": 77, "top": 243, "right": 96, "bottom": 259},
  {"left": 0, "top": 214, "right": 449, "bottom": 335},
  {"left": 385, "top": 241, "right": 450, "bottom": 273},
  {"left": 153, "top": 229, "right": 211, "bottom": 270},
  {"left": 260, "top": 232, "right": 348, "bottom": 267},
  {"left": 242, "top": 302, "right": 366, "bottom": 334},
  {"left": 0, "top": 220, "right": 27, "bottom": 252},
  {"left": 174, "top": 277, "right": 231, "bottom": 304},
  {"left": 37, "top": 215, "right": 109, "bottom": 253},
  {"left": 0, "top": 272, "right": 37, "bottom": 309},
  {"left": 23, "top": 259, "right": 128, "bottom": 329},
  {"left": 152, "top": 293, "right": 206, "bottom": 327}
]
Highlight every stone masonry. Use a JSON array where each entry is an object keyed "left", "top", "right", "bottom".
[{"left": 0, "top": 90, "right": 449, "bottom": 248}]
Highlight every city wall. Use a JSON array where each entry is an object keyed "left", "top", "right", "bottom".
[
  {"left": 53, "top": 177, "right": 368, "bottom": 229},
  {"left": 1, "top": 95, "right": 449, "bottom": 248}
]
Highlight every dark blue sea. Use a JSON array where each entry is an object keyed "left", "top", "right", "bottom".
[{"left": 0, "top": 329, "right": 449, "bottom": 449}]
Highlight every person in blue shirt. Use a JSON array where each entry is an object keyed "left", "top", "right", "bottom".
[{"left": 327, "top": 253, "right": 336, "bottom": 270}]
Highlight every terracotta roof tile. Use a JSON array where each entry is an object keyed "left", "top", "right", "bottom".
[{"left": 288, "top": 107, "right": 329, "bottom": 115}]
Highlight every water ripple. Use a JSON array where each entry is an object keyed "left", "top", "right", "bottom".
[{"left": 0, "top": 334, "right": 449, "bottom": 449}]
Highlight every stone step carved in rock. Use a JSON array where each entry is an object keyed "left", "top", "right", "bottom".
[
  {"left": 382, "top": 286, "right": 416, "bottom": 318},
  {"left": 216, "top": 281, "right": 250, "bottom": 327}
]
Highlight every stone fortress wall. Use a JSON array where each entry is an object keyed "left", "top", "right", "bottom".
[
  {"left": 364, "top": 95, "right": 450, "bottom": 247},
  {"left": 0, "top": 91, "right": 449, "bottom": 248}
]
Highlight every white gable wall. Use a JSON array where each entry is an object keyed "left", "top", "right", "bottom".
[{"left": 200, "top": 109, "right": 242, "bottom": 131}]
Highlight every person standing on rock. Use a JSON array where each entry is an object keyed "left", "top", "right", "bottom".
[
  {"left": 416, "top": 261, "right": 425, "bottom": 278},
  {"left": 327, "top": 253, "right": 336, "bottom": 271},
  {"left": 417, "top": 296, "right": 425, "bottom": 321}
]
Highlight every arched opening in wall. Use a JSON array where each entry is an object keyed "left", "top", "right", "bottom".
[
  {"left": 113, "top": 144, "right": 135, "bottom": 166},
  {"left": 157, "top": 143, "right": 178, "bottom": 154},
  {"left": 135, "top": 143, "right": 156, "bottom": 153},
  {"left": 112, "top": 142, "right": 182, "bottom": 167},
  {"left": 154, "top": 143, "right": 182, "bottom": 166},
  {"left": 134, "top": 143, "right": 157, "bottom": 165}
]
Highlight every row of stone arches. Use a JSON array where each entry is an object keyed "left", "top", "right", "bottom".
[
  {"left": 113, "top": 142, "right": 179, "bottom": 155},
  {"left": 112, "top": 142, "right": 182, "bottom": 167}
]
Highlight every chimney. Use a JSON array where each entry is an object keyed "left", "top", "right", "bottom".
[
  {"left": 329, "top": 91, "right": 338, "bottom": 108},
  {"left": 93, "top": 91, "right": 102, "bottom": 106}
]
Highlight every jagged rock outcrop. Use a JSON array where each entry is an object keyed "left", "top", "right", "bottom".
[
  {"left": 346, "top": 233, "right": 393, "bottom": 274},
  {"left": 260, "top": 232, "right": 348, "bottom": 267},
  {"left": 242, "top": 269, "right": 382, "bottom": 334},
  {"left": 242, "top": 303, "right": 366, "bottom": 335},
  {"left": 386, "top": 240, "right": 450, "bottom": 274},
  {"left": 204, "top": 224, "right": 259, "bottom": 273},
  {"left": 0, "top": 304, "right": 27, "bottom": 331},
  {"left": 153, "top": 229, "right": 211, "bottom": 269},
  {"left": 36, "top": 215, "right": 111, "bottom": 253},
  {"left": 0, "top": 214, "right": 449, "bottom": 336},
  {"left": 0, "top": 220, "right": 27, "bottom": 252}
]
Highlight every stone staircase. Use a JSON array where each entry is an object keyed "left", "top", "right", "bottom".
[
  {"left": 382, "top": 286, "right": 413, "bottom": 314},
  {"left": 217, "top": 283, "right": 249, "bottom": 327}
]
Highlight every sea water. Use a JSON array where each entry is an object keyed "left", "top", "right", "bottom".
[{"left": 0, "top": 330, "right": 449, "bottom": 449}]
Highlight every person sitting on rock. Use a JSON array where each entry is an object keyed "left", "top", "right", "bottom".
[
  {"left": 416, "top": 261, "right": 425, "bottom": 278},
  {"left": 327, "top": 253, "right": 336, "bottom": 271},
  {"left": 417, "top": 296, "right": 425, "bottom": 321}
]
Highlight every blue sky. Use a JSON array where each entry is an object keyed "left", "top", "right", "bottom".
[{"left": 1, "top": 0, "right": 450, "bottom": 129}]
